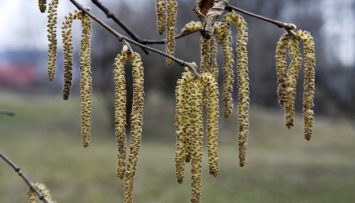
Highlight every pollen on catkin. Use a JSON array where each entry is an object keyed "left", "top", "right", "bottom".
[
  {"left": 38, "top": 0, "right": 47, "bottom": 13},
  {"left": 201, "top": 73, "right": 219, "bottom": 177},
  {"left": 175, "top": 69, "right": 194, "bottom": 183},
  {"left": 27, "top": 188, "right": 36, "bottom": 203},
  {"left": 34, "top": 183, "right": 57, "bottom": 203},
  {"left": 156, "top": 0, "right": 167, "bottom": 35},
  {"left": 200, "top": 37, "right": 211, "bottom": 74},
  {"left": 165, "top": 0, "right": 178, "bottom": 67},
  {"left": 47, "top": 0, "right": 59, "bottom": 81},
  {"left": 62, "top": 11, "right": 78, "bottom": 100},
  {"left": 285, "top": 37, "right": 302, "bottom": 129},
  {"left": 209, "top": 36, "right": 219, "bottom": 80},
  {"left": 190, "top": 79, "right": 203, "bottom": 203},
  {"left": 180, "top": 21, "right": 202, "bottom": 35},
  {"left": 215, "top": 21, "right": 234, "bottom": 118},
  {"left": 124, "top": 52, "right": 144, "bottom": 203},
  {"left": 114, "top": 47, "right": 129, "bottom": 179},
  {"left": 297, "top": 30, "right": 316, "bottom": 140},
  {"left": 275, "top": 33, "right": 290, "bottom": 106},
  {"left": 78, "top": 12, "right": 93, "bottom": 148},
  {"left": 224, "top": 11, "right": 250, "bottom": 167}
]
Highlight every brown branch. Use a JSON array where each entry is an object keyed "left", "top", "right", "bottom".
[
  {"left": 0, "top": 109, "right": 15, "bottom": 116},
  {"left": 0, "top": 153, "right": 50, "bottom": 203},
  {"left": 225, "top": 4, "right": 297, "bottom": 34},
  {"left": 69, "top": 0, "right": 201, "bottom": 78},
  {"left": 91, "top": 0, "right": 149, "bottom": 54},
  {"left": 91, "top": 0, "right": 200, "bottom": 45}
]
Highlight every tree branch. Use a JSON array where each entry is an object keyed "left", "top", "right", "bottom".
[
  {"left": 69, "top": 0, "right": 201, "bottom": 78},
  {"left": 0, "top": 153, "right": 50, "bottom": 203},
  {"left": 0, "top": 109, "right": 15, "bottom": 116},
  {"left": 91, "top": 0, "right": 199, "bottom": 45},
  {"left": 225, "top": 4, "right": 297, "bottom": 34}
]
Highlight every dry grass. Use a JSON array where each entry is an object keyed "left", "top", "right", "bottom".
[{"left": 1, "top": 91, "right": 355, "bottom": 203}]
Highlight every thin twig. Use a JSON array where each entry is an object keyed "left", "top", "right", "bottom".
[
  {"left": 91, "top": 0, "right": 149, "bottom": 54},
  {"left": 91, "top": 0, "right": 199, "bottom": 45},
  {"left": 0, "top": 153, "right": 50, "bottom": 203},
  {"left": 225, "top": 4, "right": 297, "bottom": 34},
  {"left": 0, "top": 109, "right": 15, "bottom": 116},
  {"left": 70, "top": 0, "right": 201, "bottom": 78}
]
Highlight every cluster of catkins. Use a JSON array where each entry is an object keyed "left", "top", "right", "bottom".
[
  {"left": 172, "top": 9, "right": 249, "bottom": 202},
  {"left": 275, "top": 29, "right": 316, "bottom": 140},
  {"left": 37, "top": 0, "right": 316, "bottom": 202}
]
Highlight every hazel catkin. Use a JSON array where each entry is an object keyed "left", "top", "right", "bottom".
[
  {"left": 275, "top": 33, "right": 290, "bottom": 106},
  {"left": 47, "top": 0, "right": 59, "bottom": 81},
  {"left": 165, "top": 0, "right": 178, "bottom": 67},
  {"left": 113, "top": 47, "right": 129, "bottom": 179},
  {"left": 124, "top": 52, "right": 145, "bottom": 203},
  {"left": 297, "top": 30, "right": 316, "bottom": 140},
  {"left": 38, "top": 0, "right": 47, "bottom": 13},
  {"left": 156, "top": 0, "right": 167, "bottom": 35}
]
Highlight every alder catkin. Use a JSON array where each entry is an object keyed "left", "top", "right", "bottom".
[
  {"left": 215, "top": 21, "right": 234, "bottom": 118},
  {"left": 27, "top": 188, "right": 36, "bottom": 203},
  {"left": 34, "top": 183, "right": 57, "bottom": 203},
  {"left": 275, "top": 33, "right": 290, "bottom": 106},
  {"left": 297, "top": 30, "right": 316, "bottom": 140},
  {"left": 190, "top": 79, "right": 203, "bottom": 203},
  {"left": 62, "top": 11, "right": 78, "bottom": 100},
  {"left": 166, "top": 0, "right": 178, "bottom": 67},
  {"left": 38, "top": 0, "right": 47, "bottom": 13},
  {"left": 209, "top": 36, "right": 219, "bottom": 80},
  {"left": 156, "top": 0, "right": 167, "bottom": 35},
  {"left": 124, "top": 52, "right": 145, "bottom": 203},
  {"left": 114, "top": 48, "right": 129, "bottom": 179},
  {"left": 201, "top": 73, "right": 219, "bottom": 177},
  {"left": 224, "top": 11, "right": 250, "bottom": 167},
  {"left": 47, "top": 0, "right": 59, "bottom": 81},
  {"left": 285, "top": 37, "right": 302, "bottom": 129},
  {"left": 175, "top": 69, "right": 194, "bottom": 183},
  {"left": 78, "top": 12, "right": 93, "bottom": 148}
]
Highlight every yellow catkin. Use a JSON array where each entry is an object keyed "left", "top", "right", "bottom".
[
  {"left": 38, "top": 0, "right": 47, "bottom": 13},
  {"left": 156, "top": 0, "right": 167, "bottom": 35},
  {"left": 114, "top": 47, "right": 129, "bottom": 179},
  {"left": 201, "top": 73, "right": 219, "bottom": 177},
  {"left": 62, "top": 11, "right": 78, "bottom": 100},
  {"left": 215, "top": 21, "right": 234, "bottom": 118},
  {"left": 34, "top": 183, "right": 57, "bottom": 203},
  {"left": 190, "top": 79, "right": 203, "bottom": 203},
  {"left": 78, "top": 12, "right": 92, "bottom": 148},
  {"left": 285, "top": 37, "right": 302, "bottom": 129},
  {"left": 175, "top": 69, "right": 194, "bottom": 183},
  {"left": 183, "top": 71, "right": 195, "bottom": 163},
  {"left": 47, "top": 0, "right": 59, "bottom": 81},
  {"left": 224, "top": 11, "right": 249, "bottom": 167},
  {"left": 297, "top": 30, "right": 316, "bottom": 140},
  {"left": 124, "top": 52, "right": 144, "bottom": 203},
  {"left": 275, "top": 33, "right": 290, "bottom": 106},
  {"left": 209, "top": 36, "right": 219, "bottom": 80},
  {"left": 180, "top": 21, "right": 202, "bottom": 35},
  {"left": 166, "top": 0, "right": 178, "bottom": 67},
  {"left": 200, "top": 37, "right": 211, "bottom": 74},
  {"left": 27, "top": 188, "right": 36, "bottom": 203}
]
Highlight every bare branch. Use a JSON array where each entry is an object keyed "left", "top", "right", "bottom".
[
  {"left": 0, "top": 109, "right": 15, "bottom": 116},
  {"left": 225, "top": 4, "right": 297, "bottom": 34},
  {"left": 69, "top": 0, "right": 201, "bottom": 78},
  {"left": 0, "top": 153, "right": 50, "bottom": 203},
  {"left": 91, "top": 0, "right": 199, "bottom": 45},
  {"left": 91, "top": 0, "right": 149, "bottom": 54}
]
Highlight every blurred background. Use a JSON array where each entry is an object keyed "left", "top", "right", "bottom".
[{"left": 1, "top": 0, "right": 354, "bottom": 202}]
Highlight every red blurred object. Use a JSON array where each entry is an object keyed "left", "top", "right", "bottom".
[{"left": 0, "top": 63, "right": 36, "bottom": 88}]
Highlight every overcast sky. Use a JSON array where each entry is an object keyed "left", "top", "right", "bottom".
[{"left": 0, "top": 0, "right": 354, "bottom": 66}]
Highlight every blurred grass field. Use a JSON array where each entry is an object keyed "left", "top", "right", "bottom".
[{"left": 1, "top": 91, "right": 355, "bottom": 203}]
